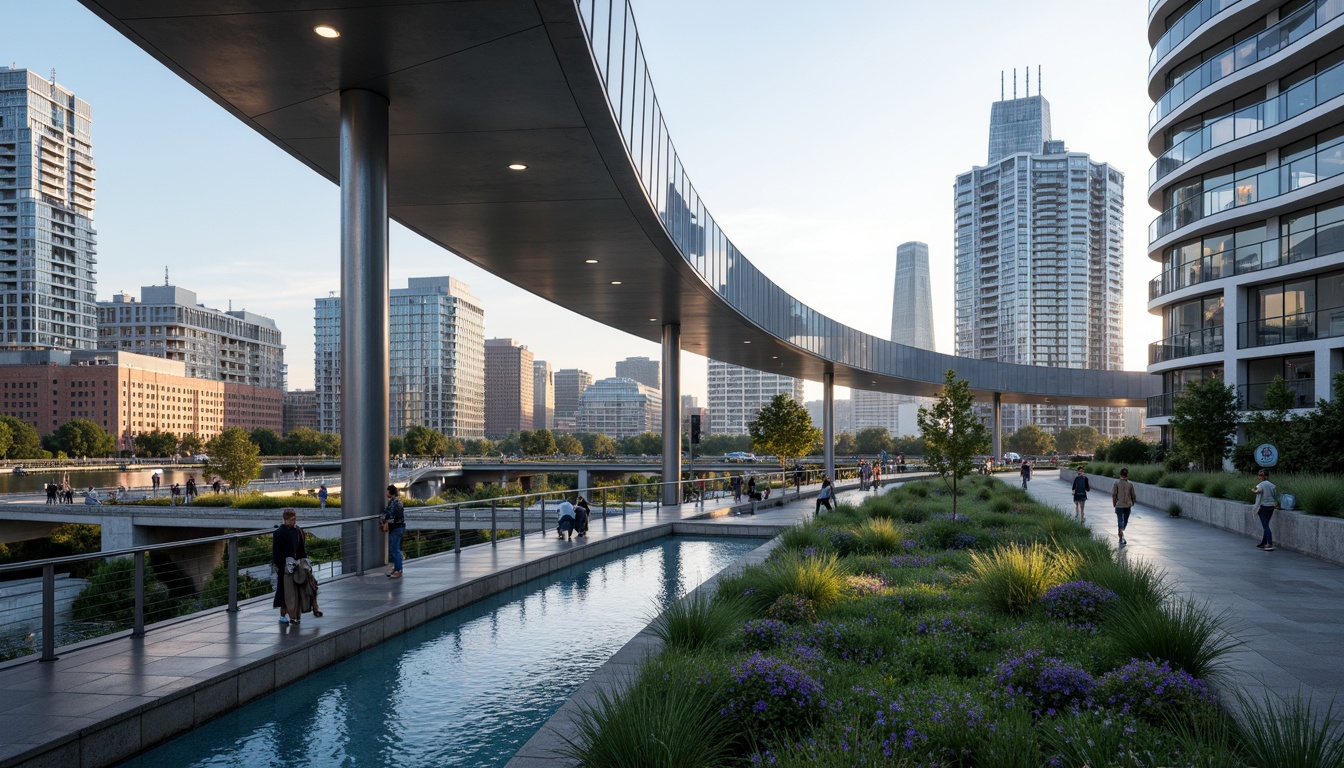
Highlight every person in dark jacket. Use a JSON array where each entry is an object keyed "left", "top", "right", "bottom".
[
  {"left": 381, "top": 485, "right": 406, "bottom": 578},
  {"left": 1071, "top": 469, "right": 1091, "bottom": 522},
  {"left": 574, "top": 496, "right": 591, "bottom": 537},
  {"left": 272, "top": 509, "right": 306, "bottom": 624}
]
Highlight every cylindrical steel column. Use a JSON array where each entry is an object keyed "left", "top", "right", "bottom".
[
  {"left": 340, "top": 88, "right": 391, "bottom": 573},
  {"left": 823, "top": 371, "right": 835, "bottom": 482},
  {"left": 992, "top": 392, "right": 1003, "bottom": 463},
  {"left": 660, "top": 324, "right": 682, "bottom": 505}
]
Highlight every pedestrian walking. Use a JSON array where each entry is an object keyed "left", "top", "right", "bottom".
[
  {"left": 815, "top": 476, "right": 835, "bottom": 516},
  {"left": 1111, "top": 467, "right": 1137, "bottom": 547},
  {"left": 1020, "top": 460, "right": 1032, "bottom": 489},
  {"left": 45, "top": 482, "right": 56, "bottom": 504},
  {"left": 1071, "top": 468, "right": 1091, "bottom": 522},
  {"left": 185, "top": 475, "right": 197, "bottom": 503},
  {"left": 574, "top": 496, "right": 591, "bottom": 538},
  {"left": 212, "top": 477, "right": 222, "bottom": 494},
  {"left": 170, "top": 482, "right": 182, "bottom": 506},
  {"left": 381, "top": 485, "right": 405, "bottom": 577},
  {"left": 152, "top": 472, "right": 161, "bottom": 493},
  {"left": 1252, "top": 469, "right": 1278, "bottom": 551},
  {"left": 272, "top": 509, "right": 306, "bottom": 624},
  {"left": 872, "top": 461, "right": 882, "bottom": 490},
  {"left": 556, "top": 497, "right": 576, "bottom": 540},
  {"left": 731, "top": 474, "right": 742, "bottom": 503},
  {"left": 318, "top": 484, "right": 328, "bottom": 510}
]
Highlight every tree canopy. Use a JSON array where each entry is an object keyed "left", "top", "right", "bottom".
[
  {"left": 854, "top": 426, "right": 894, "bottom": 456},
  {"left": 249, "top": 428, "right": 283, "bottom": 456},
  {"left": 916, "top": 370, "right": 989, "bottom": 518},
  {"left": 403, "top": 425, "right": 448, "bottom": 456},
  {"left": 557, "top": 434, "right": 584, "bottom": 455},
  {"left": 204, "top": 428, "right": 262, "bottom": 492},
  {"left": 45, "top": 419, "right": 115, "bottom": 458},
  {"left": 1054, "top": 425, "right": 1101, "bottom": 455},
  {"left": 1006, "top": 424, "right": 1054, "bottom": 456},
  {"left": 520, "top": 429, "right": 558, "bottom": 456},
  {"left": 134, "top": 429, "right": 179, "bottom": 458},
  {"left": 0, "top": 416, "right": 44, "bottom": 459},
  {"left": 178, "top": 433, "right": 205, "bottom": 457},
  {"left": 748, "top": 394, "right": 822, "bottom": 468},
  {"left": 1171, "top": 377, "right": 1240, "bottom": 471}
]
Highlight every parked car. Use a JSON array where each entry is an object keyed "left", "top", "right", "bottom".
[
  {"left": 725, "top": 451, "right": 757, "bottom": 463},
  {"left": 194, "top": 454, "right": 210, "bottom": 462}
]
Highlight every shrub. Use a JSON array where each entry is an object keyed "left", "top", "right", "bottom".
[
  {"left": 1181, "top": 473, "right": 1208, "bottom": 494},
  {"left": 1040, "top": 580, "right": 1118, "bottom": 626},
  {"left": 743, "top": 551, "right": 848, "bottom": 611},
  {"left": 968, "top": 542, "right": 1080, "bottom": 615},
  {"left": 778, "top": 524, "right": 828, "bottom": 552},
  {"left": 557, "top": 653, "right": 733, "bottom": 768},
  {"left": 1040, "top": 709, "right": 1165, "bottom": 767},
  {"left": 1168, "top": 503, "right": 1183, "bottom": 518},
  {"left": 1094, "top": 658, "right": 1214, "bottom": 724},
  {"left": 1107, "top": 437, "right": 1154, "bottom": 465},
  {"left": 1236, "top": 689, "right": 1344, "bottom": 768},
  {"left": 1157, "top": 471, "right": 1184, "bottom": 488},
  {"left": 649, "top": 592, "right": 750, "bottom": 653},
  {"left": 766, "top": 594, "right": 817, "bottom": 624},
  {"left": 1202, "top": 473, "right": 1229, "bottom": 499},
  {"left": 719, "top": 653, "right": 824, "bottom": 737},
  {"left": 1106, "top": 598, "right": 1241, "bottom": 682},
  {"left": 845, "top": 574, "right": 888, "bottom": 596},
  {"left": 739, "top": 619, "right": 791, "bottom": 652},
  {"left": 994, "top": 650, "right": 1095, "bottom": 716},
  {"left": 922, "top": 515, "right": 976, "bottom": 550},
  {"left": 823, "top": 528, "right": 862, "bottom": 556},
  {"left": 71, "top": 557, "right": 179, "bottom": 627},
  {"left": 896, "top": 504, "right": 929, "bottom": 523}
]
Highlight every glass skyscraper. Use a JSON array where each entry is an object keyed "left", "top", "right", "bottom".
[
  {"left": 314, "top": 277, "right": 485, "bottom": 438},
  {"left": 0, "top": 67, "right": 98, "bottom": 351},
  {"left": 955, "top": 94, "right": 1126, "bottom": 436},
  {"left": 891, "top": 241, "right": 935, "bottom": 351}
]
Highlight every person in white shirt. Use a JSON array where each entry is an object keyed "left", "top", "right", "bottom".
[
  {"left": 556, "top": 498, "right": 576, "bottom": 540},
  {"left": 1252, "top": 469, "right": 1278, "bottom": 551}
]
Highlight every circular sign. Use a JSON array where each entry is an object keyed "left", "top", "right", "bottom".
[{"left": 1254, "top": 443, "right": 1278, "bottom": 468}]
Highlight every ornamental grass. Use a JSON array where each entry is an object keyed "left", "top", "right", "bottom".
[{"left": 968, "top": 542, "right": 1081, "bottom": 615}]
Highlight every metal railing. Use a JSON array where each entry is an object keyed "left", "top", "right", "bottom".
[
  {"left": 1238, "top": 304, "right": 1344, "bottom": 348},
  {"left": 1149, "top": 325, "right": 1225, "bottom": 364},
  {"left": 0, "top": 469, "right": 877, "bottom": 663},
  {"left": 1239, "top": 378, "right": 1317, "bottom": 409}
]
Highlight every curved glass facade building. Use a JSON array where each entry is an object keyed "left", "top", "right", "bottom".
[{"left": 1146, "top": 0, "right": 1344, "bottom": 428}]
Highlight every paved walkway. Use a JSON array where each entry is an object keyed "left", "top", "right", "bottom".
[
  {"left": 0, "top": 474, "right": 901, "bottom": 768},
  {"left": 1024, "top": 470, "right": 1344, "bottom": 712}
]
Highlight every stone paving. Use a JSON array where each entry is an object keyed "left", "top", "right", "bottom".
[{"left": 1023, "top": 469, "right": 1344, "bottom": 713}]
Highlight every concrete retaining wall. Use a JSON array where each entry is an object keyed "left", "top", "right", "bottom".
[
  {"left": 1061, "top": 469, "right": 1344, "bottom": 567},
  {"left": 0, "top": 575, "right": 86, "bottom": 632}
]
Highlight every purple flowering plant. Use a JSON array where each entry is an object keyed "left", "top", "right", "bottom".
[
  {"left": 1095, "top": 659, "right": 1214, "bottom": 723},
  {"left": 1040, "top": 581, "right": 1119, "bottom": 626},
  {"left": 721, "top": 653, "right": 825, "bottom": 736},
  {"left": 995, "top": 650, "right": 1095, "bottom": 717}
]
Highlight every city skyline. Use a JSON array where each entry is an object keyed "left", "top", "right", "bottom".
[{"left": 0, "top": 1, "right": 1158, "bottom": 405}]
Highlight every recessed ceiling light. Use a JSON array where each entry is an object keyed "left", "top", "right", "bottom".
[
  {"left": 585, "top": 259, "right": 599, "bottom": 264},
  {"left": 743, "top": 340, "right": 752, "bottom": 344},
  {"left": 610, "top": 281, "right": 622, "bottom": 285},
  {"left": 772, "top": 356, "right": 779, "bottom": 359},
  {"left": 313, "top": 24, "right": 340, "bottom": 38},
  {"left": 508, "top": 163, "right": 527, "bottom": 171},
  {"left": 649, "top": 318, "right": 658, "bottom": 322}
]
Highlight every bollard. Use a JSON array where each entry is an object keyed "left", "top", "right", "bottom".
[
  {"left": 601, "top": 488, "right": 607, "bottom": 520},
  {"left": 454, "top": 505, "right": 462, "bottom": 556},
  {"left": 40, "top": 564, "right": 57, "bottom": 662},
  {"left": 491, "top": 500, "right": 498, "bottom": 547},
  {"left": 227, "top": 537, "right": 239, "bottom": 612},
  {"left": 541, "top": 497, "right": 547, "bottom": 537}
]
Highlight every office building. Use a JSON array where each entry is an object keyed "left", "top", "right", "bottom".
[
  {"left": 806, "top": 398, "right": 854, "bottom": 436},
  {"left": 553, "top": 368, "right": 592, "bottom": 430},
  {"left": 0, "top": 67, "right": 98, "bottom": 351},
  {"left": 1145, "top": 0, "right": 1344, "bottom": 435},
  {"left": 0, "top": 350, "right": 281, "bottom": 446},
  {"left": 283, "top": 389, "right": 318, "bottom": 434},
  {"left": 98, "top": 285, "right": 286, "bottom": 389},
  {"left": 485, "top": 338, "right": 533, "bottom": 437},
  {"left": 892, "top": 241, "right": 936, "bottom": 350},
  {"left": 533, "top": 359, "right": 554, "bottom": 430},
  {"left": 574, "top": 377, "right": 660, "bottom": 438},
  {"left": 614, "top": 356, "right": 660, "bottom": 389},
  {"left": 707, "top": 360, "right": 804, "bottom": 435},
  {"left": 955, "top": 90, "right": 1125, "bottom": 436},
  {"left": 314, "top": 277, "right": 485, "bottom": 438}
]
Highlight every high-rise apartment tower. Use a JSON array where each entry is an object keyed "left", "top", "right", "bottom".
[
  {"left": 484, "top": 338, "right": 533, "bottom": 437},
  {"left": 707, "top": 360, "right": 804, "bottom": 436},
  {"left": 0, "top": 67, "right": 98, "bottom": 350}
]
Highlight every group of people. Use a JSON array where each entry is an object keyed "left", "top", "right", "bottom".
[
  {"left": 857, "top": 460, "right": 882, "bottom": 491},
  {"left": 44, "top": 481, "right": 75, "bottom": 504},
  {"left": 730, "top": 474, "right": 769, "bottom": 503},
  {"left": 555, "top": 496, "right": 592, "bottom": 540},
  {"left": 1068, "top": 466, "right": 1279, "bottom": 552}
]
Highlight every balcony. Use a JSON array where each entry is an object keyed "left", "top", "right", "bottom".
[
  {"left": 1150, "top": 0, "right": 1241, "bottom": 72},
  {"left": 1239, "top": 378, "right": 1316, "bottom": 409},
  {"left": 1238, "top": 304, "right": 1344, "bottom": 348},
  {"left": 1147, "top": 391, "right": 1180, "bottom": 418},
  {"left": 1149, "top": 326, "right": 1224, "bottom": 364}
]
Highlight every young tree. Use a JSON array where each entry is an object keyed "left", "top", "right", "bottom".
[
  {"left": 444, "top": 437, "right": 465, "bottom": 456},
  {"left": 1006, "top": 424, "right": 1055, "bottom": 457},
  {"left": 134, "top": 429, "right": 179, "bottom": 458},
  {"left": 834, "top": 432, "right": 857, "bottom": 455},
  {"left": 204, "top": 428, "right": 262, "bottom": 493},
  {"left": 389, "top": 436, "right": 406, "bottom": 457},
  {"left": 1170, "top": 376, "right": 1240, "bottom": 471},
  {"left": 917, "top": 370, "right": 990, "bottom": 518},
  {"left": 748, "top": 394, "right": 822, "bottom": 469},
  {"left": 521, "top": 429, "right": 558, "bottom": 456},
  {"left": 1283, "top": 371, "right": 1344, "bottom": 474}
]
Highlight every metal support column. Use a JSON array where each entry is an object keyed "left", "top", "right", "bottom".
[
  {"left": 823, "top": 371, "right": 835, "bottom": 482},
  {"left": 340, "top": 88, "right": 391, "bottom": 573},
  {"left": 660, "top": 323, "right": 682, "bottom": 505},
  {"left": 992, "top": 392, "right": 1003, "bottom": 463}
]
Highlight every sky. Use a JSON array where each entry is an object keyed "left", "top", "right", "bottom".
[{"left": 2, "top": 0, "right": 1160, "bottom": 404}]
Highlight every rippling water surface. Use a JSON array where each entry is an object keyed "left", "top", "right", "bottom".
[{"left": 120, "top": 535, "right": 763, "bottom": 768}]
